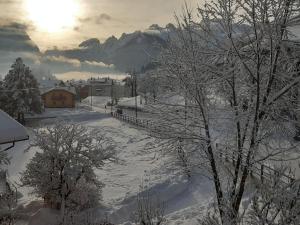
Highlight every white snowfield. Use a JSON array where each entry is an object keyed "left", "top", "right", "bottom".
[
  {"left": 5, "top": 97, "right": 300, "bottom": 225},
  {"left": 117, "top": 96, "right": 144, "bottom": 110},
  {"left": 6, "top": 108, "right": 214, "bottom": 225}
]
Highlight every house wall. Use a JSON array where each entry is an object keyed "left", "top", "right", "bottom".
[
  {"left": 90, "top": 84, "right": 112, "bottom": 96},
  {"left": 79, "top": 86, "right": 90, "bottom": 100},
  {"left": 42, "top": 90, "right": 75, "bottom": 108}
]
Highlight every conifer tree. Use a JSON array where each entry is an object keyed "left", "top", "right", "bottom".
[{"left": 3, "top": 58, "right": 42, "bottom": 116}]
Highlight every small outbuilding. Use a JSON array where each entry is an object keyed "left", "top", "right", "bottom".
[{"left": 41, "top": 87, "right": 76, "bottom": 108}]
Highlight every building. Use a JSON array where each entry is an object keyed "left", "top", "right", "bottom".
[
  {"left": 0, "top": 109, "right": 28, "bottom": 202},
  {"left": 89, "top": 77, "right": 113, "bottom": 96},
  {"left": 78, "top": 85, "right": 90, "bottom": 100},
  {"left": 87, "top": 77, "right": 130, "bottom": 99},
  {"left": 41, "top": 87, "right": 76, "bottom": 108}
]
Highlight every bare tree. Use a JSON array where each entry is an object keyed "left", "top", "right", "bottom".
[
  {"left": 247, "top": 167, "right": 300, "bottom": 225},
  {"left": 147, "top": 0, "right": 300, "bottom": 224},
  {"left": 20, "top": 122, "right": 116, "bottom": 223}
]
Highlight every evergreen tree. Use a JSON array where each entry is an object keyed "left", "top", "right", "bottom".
[
  {"left": 0, "top": 80, "right": 9, "bottom": 113},
  {"left": 3, "top": 58, "right": 42, "bottom": 116}
]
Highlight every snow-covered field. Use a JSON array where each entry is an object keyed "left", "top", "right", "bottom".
[
  {"left": 5, "top": 107, "right": 214, "bottom": 225},
  {"left": 117, "top": 96, "right": 144, "bottom": 110}
]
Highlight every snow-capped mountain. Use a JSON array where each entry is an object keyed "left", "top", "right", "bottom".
[{"left": 44, "top": 24, "right": 172, "bottom": 72}]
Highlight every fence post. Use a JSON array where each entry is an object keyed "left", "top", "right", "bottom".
[{"left": 260, "top": 164, "right": 264, "bottom": 183}]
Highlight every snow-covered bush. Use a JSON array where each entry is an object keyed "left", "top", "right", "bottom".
[
  {"left": 64, "top": 210, "right": 114, "bottom": 225},
  {"left": 133, "top": 186, "right": 166, "bottom": 225},
  {"left": 20, "top": 122, "right": 116, "bottom": 219}
]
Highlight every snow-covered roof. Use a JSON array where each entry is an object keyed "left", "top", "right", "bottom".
[
  {"left": 0, "top": 110, "right": 29, "bottom": 145},
  {"left": 38, "top": 79, "right": 59, "bottom": 88},
  {"left": 41, "top": 87, "right": 76, "bottom": 95}
]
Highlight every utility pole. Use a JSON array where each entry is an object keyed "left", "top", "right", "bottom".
[
  {"left": 134, "top": 72, "right": 138, "bottom": 119},
  {"left": 111, "top": 79, "right": 114, "bottom": 113},
  {"left": 90, "top": 78, "right": 93, "bottom": 110}
]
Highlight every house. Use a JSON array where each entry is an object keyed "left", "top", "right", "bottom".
[
  {"left": 78, "top": 85, "right": 90, "bottom": 100},
  {"left": 41, "top": 87, "right": 76, "bottom": 108},
  {"left": 89, "top": 77, "right": 113, "bottom": 97},
  {"left": 87, "top": 77, "right": 129, "bottom": 99}
]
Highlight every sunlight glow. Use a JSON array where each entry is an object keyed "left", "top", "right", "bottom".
[{"left": 25, "top": 0, "right": 80, "bottom": 33}]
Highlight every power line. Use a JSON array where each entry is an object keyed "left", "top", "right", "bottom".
[
  {"left": 0, "top": 86, "right": 69, "bottom": 92},
  {"left": 0, "top": 87, "right": 41, "bottom": 92}
]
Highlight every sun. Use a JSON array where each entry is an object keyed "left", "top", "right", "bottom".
[{"left": 25, "top": 0, "right": 80, "bottom": 33}]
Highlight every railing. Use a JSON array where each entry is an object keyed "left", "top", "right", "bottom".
[
  {"left": 111, "top": 112, "right": 155, "bottom": 129},
  {"left": 216, "top": 144, "right": 295, "bottom": 185},
  {"left": 112, "top": 112, "right": 296, "bottom": 185}
]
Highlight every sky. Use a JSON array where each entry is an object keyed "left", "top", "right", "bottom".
[{"left": 0, "top": 0, "right": 199, "bottom": 51}]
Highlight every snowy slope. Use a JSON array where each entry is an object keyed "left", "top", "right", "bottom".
[{"left": 4, "top": 109, "right": 214, "bottom": 224}]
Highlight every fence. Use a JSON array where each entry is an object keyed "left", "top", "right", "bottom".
[
  {"left": 112, "top": 112, "right": 296, "bottom": 185},
  {"left": 216, "top": 143, "right": 295, "bottom": 185},
  {"left": 111, "top": 112, "right": 155, "bottom": 129}
]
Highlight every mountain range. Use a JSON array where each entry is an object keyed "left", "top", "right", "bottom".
[
  {"left": 0, "top": 23, "right": 175, "bottom": 79},
  {"left": 45, "top": 24, "right": 175, "bottom": 72}
]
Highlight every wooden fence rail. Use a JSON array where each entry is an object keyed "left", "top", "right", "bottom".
[
  {"left": 111, "top": 112, "right": 155, "bottom": 129},
  {"left": 216, "top": 143, "right": 295, "bottom": 185},
  {"left": 112, "top": 112, "right": 296, "bottom": 185}
]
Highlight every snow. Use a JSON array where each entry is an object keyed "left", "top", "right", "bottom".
[
  {"left": 0, "top": 109, "right": 29, "bottom": 145},
  {"left": 117, "top": 96, "right": 144, "bottom": 110},
  {"left": 41, "top": 86, "right": 76, "bottom": 95},
  {"left": 82, "top": 96, "right": 111, "bottom": 108},
  {"left": 4, "top": 108, "right": 214, "bottom": 225}
]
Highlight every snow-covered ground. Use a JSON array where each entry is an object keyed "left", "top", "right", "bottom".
[
  {"left": 4, "top": 107, "right": 214, "bottom": 225},
  {"left": 117, "top": 96, "right": 144, "bottom": 110}
]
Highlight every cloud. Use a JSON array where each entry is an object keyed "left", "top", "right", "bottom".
[
  {"left": 0, "top": 0, "right": 21, "bottom": 4},
  {"left": 84, "top": 60, "right": 113, "bottom": 67},
  {"left": 78, "top": 17, "right": 93, "bottom": 23},
  {"left": 74, "top": 13, "right": 113, "bottom": 32},
  {"left": 73, "top": 26, "right": 80, "bottom": 32},
  {"left": 0, "top": 22, "right": 39, "bottom": 52},
  {"left": 55, "top": 71, "right": 126, "bottom": 81},
  {"left": 0, "top": 23, "right": 118, "bottom": 78},
  {"left": 95, "top": 13, "right": 112, "bottom": 24},
  {"left": 77, "top": 13, "right": 113, "bottom": 26},
  {"left": 43, "top": 56, "right": 81, "bottom": 68},
  {"left": 40, "top": 55, "right": 116, "bottom": 74}
]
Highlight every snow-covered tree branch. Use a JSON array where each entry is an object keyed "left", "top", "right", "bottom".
[
  {"left": 146, "top": 0, "right": 300, "bottom": 224},
  {"left": 20, "top": 121, "right": 116, "bottom": 222}
]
